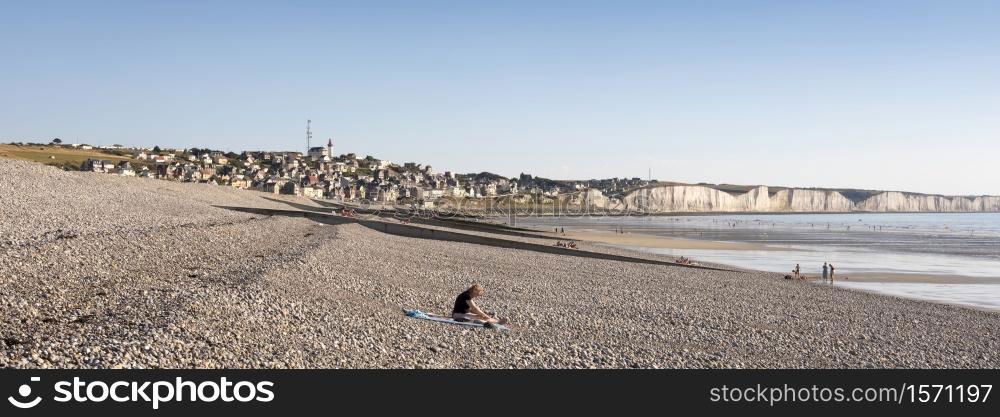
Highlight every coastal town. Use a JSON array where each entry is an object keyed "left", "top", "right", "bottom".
[
  {"left": 5, "top": 138, "right": 1000, "bottom": 214},
  {"left": 2, "top": 139, "right": 657, "bottom": 208}
]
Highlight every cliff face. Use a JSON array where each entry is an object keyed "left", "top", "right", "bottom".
[
  {"left": 973, "top": 196, "right": 1000, "bottom": 211},
  {"left": 596, "top": 185, "right": 1000, "bottom": 213},
  {"left": 854, "top": 192, "right": 994, "bottom": 212},
  {"left": 620, "top": 185, "right": 771, "bottom": 212},
  {"left": 580, "top": 188, "right": 615, "bottom": 209},
  {"left": 768, "top": 189, "right": 856, "bottom": 212}
]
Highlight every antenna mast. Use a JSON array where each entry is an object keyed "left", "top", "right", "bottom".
[{"left": 306, "top": 119, "right": 313, "bottom": 152}]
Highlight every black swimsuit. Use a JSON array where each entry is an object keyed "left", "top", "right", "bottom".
[{"left": 452, "top": 290, "right": 473, "bottom": 321}]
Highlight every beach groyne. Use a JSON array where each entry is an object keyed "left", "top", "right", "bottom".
[{"left": 587, "top": 185, "right": 1000, "bottom": 213}]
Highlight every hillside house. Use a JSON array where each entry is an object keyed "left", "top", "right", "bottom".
[
  {"left": 116, "top": 161, "right": 135, "bottom": 176},
  {"left": 80, "top": 159, "right": 116, "bottom": 173},
  {"left": 302, "top": 185, "right": 324, "bottom": 199}
]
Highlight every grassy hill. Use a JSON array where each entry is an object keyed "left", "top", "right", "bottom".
[{"left": 0, "top": 144, "right": 136, "bottom": 170}]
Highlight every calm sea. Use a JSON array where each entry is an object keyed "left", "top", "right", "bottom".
[{"left": 519, "top": 213, "right": 1000, "bottom": 310}]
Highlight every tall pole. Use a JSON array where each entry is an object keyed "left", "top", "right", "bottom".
[
  {"left": 306, "top": 120, "right": 312, "bottom": 152},
  {"left": 508, "top": 195, "right": 516, "bottom": 227}
]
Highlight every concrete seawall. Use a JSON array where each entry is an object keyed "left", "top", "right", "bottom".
[
  {"left": 266, "top": 197, "right": 562, "bottom": 241},
  {"left": 215, "top": 205, "right": 733, "bottom": 272}
]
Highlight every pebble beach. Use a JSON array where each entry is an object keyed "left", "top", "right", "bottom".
[{"left": 2, "top": 159, "right": 998, "bottom": 369}]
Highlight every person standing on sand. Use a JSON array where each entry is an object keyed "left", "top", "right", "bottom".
[
  {"left": 829, "top": 264, "right": 835, "bottom": 281},
  {"left": 822, "top": 262, "right": 829, "bottom": 281},
  {"left": 794, "top": 264, "right": 801, "bottom": 278}
]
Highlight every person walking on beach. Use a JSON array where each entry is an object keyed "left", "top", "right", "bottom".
[
  {"left": 822, "top": 262, "right": 829, "bottom": 281},
  {"left": 829, "top": 264, "right": 835, "bottom": 281},
  {"left": 793, "top": 264, "right": 801, "bottom": 278},
  {"left": 452, "top": 284, "right": 505, "bottom": 325}
]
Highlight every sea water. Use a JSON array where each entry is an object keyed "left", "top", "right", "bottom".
[{"left": 520, "top": 213, "right": 1000, "bottom": 310}]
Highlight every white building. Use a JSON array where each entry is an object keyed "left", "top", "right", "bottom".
[{"left": 308, "top": 138, "right": 334, "bottom": 162}]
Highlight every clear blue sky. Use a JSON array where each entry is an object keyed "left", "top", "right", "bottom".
[{"left": 2, "top": 1, "right": 998, "bottom": 195}]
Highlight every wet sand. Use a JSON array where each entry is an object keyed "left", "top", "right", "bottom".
[
  {"left": 821, "top": 272, "right": 1000, "bottom": 284},
  {"left": 557, "top": 229, "right": 1000, "bottom": 286},
  {"left": 790, "top": 273, "right": 1000, "bottom": 284},
  {"left": 559, "top": 229, "right": 786, "bottom": 251}
]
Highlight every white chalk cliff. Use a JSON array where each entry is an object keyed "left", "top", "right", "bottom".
[{"left": 581, "top": 185, "right": 1000, "bottom": 213}]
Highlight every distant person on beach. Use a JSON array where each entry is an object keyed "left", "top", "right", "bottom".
[
  {"left": 452, "top": 284, "right": 503, "bottom": 324},
  {"left": 822, "top": 262, "right": 829, "bottom": 280},
  {"left": 829, "top": 264, "right": 836, "bottom": 280},
  {"left": 793, "top": 264, "right": 801, "bottom": 278}
]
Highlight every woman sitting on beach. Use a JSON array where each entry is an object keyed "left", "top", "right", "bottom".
[{"left": 452, "top": 284, "right": 505, "bottom": 325}]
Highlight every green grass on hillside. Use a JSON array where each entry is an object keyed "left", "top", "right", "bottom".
[{"left": 0, "top": 144, "right": 136, "bottom": 170}]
